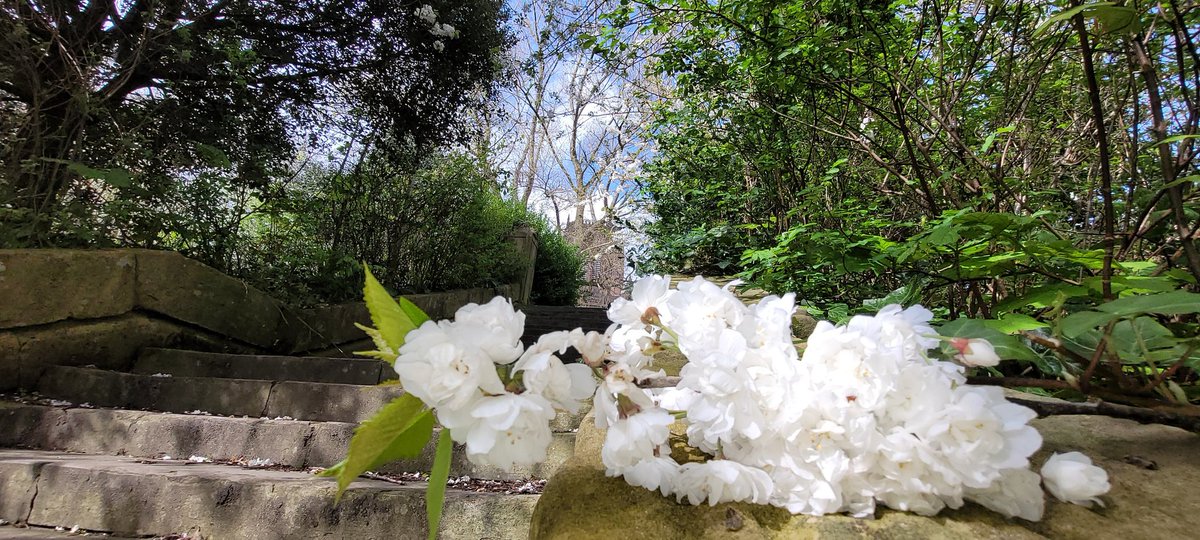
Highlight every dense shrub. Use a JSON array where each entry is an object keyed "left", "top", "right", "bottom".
[
  {"left": 524, "top": 215, "right": 587, "bottom": 306},
  {"left": 231, "top": 152, "right": 530, "bottom": 303},
  {"left": 11, "top": 150, "right": 585, "bottom": 307}
]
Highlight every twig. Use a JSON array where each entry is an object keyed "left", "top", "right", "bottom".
[
  {"left": 1005, "top": 396, "right": 1200, "bottom": 434},
  {"left": 1142, "top": 344, "right": 1197, "bottom": 393},
  {"left": 1079, "top": 320, "right": 1117, "bottom": 393},
  {"left": 966, "top": 376, "right": 1072, "bottom": 391},
  {"left": 1020, "top": 331, "right": 1091, "bottom": 366}
]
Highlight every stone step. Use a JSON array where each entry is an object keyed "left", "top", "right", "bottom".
[
  {"left": 522, "top": 319, "right": 611, "bottom": 330},
  {"left": 0, "top": 525, "right": 132, "bottom": 539},
  {"left": 522, "top": 307, "right": 611, "bottom": 329},
  {"left": 0, "top": 449, "right": 537, "bottom": 539},
  {"left": 33, "top": 366, "right": 587, "bottom": 430},
  {"left": 36, "top": 366, "right": 403, "bottom": 423},
  {"left": 0, "top": 402, "right": 575, "bottom": 481},
  {"left": 133, "top": 348, "right": 396, "bottom": 385}
]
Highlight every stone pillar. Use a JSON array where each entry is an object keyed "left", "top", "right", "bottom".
[{"left": 507, "top": 226, "right": 538, "bottom": 305}]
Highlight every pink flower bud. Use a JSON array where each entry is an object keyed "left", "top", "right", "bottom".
[{"left": 952, "top": 338, "right": 1001, "bottom": 367}]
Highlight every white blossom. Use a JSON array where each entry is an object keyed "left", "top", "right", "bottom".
[
  {"left": 452, "top": 297, "right": 525, "bottom": 364},
  {"left": 601, "top": 408, "right": 673, "bottom": 471},
  {"left": 674, "top": 460, "right": 774, "bottom": 506},
  {"left": 607, "top": 274, "right": 673, "bottom": 327},
  {"left": 431, "top": 23, "right": 459, "bottom": 39},
  {"left": 965, "top": 468, "right": 1045, "bottom": 521},
  {"left": 413, "top": 4, "right": 436, "bottom": 25},
  {"left": 1041, "top": 452, "right": 1110, "bottom": 507},
  {"left": 514, "top": 349, "right": 595, "bottom": 413},
  {"left": 395, "top": 321, "right": 506, "bottom": 410},
  {"left": 621, "top": 456, "right": 680, "bottom": 496},
  {"left": 384, "top": 275, "right": 1096, "bottom": 525},
  {"left": 438, "top": 393, "right": 556, "bottom": 471}
]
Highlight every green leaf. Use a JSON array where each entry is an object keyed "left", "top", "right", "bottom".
[
  {"left": 363, "top": 264, "right": 428, "bottom": 357},
  {"left": 1034, "top": 2, "right": 1115, "bottom": 36},
  {"left": 426, "top": 429, "right": 453, "bottom": 540},
  {"left": 1095, "top": 291, "right": 1200, "bottom": 317},
  {"left": 862, "top": 283, "right": 921, "bottom": 312},
  {"left": 60, "top": 161, "right": 133, "bottom": 188},
  {"left": 194, "top": 142, "right": 233, "bottom": 168},
  {"left": 1152, "top": 134, "right": 1200, "bottom": 147},
  {"left": 986, "top": 313, "right": 1049, "bottom": 334},
  {"left": 1160, "top": 175, "right": 1199, "bottom": 190},
  {"left": 1091, "top": 5, "right": 1139, "bottom": 34},
  {"left": 1108, "top": 317, "right": 1182, "bottom": 365},
  {"left": 995, "top": 284, "right": 1089, "bottom": 312},
  {"left": 1034, "top": 3, "right": 1098, "bottom": 36},
  {"left": 323, "top": 394, "right": 434, "bottom": 498},
  {"left": 978, "top": 127, "right": 1013, "bottom": 155},
  {"left": 1060, "top": 310, "right": 1120, "bottom": 338},
  {"left": 399, "top": 297, "right": 431, "bottom": 327}
]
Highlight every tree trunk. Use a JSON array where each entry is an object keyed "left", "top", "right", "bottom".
[{"left": 2, "top": 89, "right": 89, "bottom": 242}]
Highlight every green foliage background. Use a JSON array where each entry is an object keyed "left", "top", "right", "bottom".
[{"left": 592, "top": 0, "right": 1200, "bottom": 404}]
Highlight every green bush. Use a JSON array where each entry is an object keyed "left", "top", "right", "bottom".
[{"left": 526, "top": 216, "right": 587, "bottom": 306}]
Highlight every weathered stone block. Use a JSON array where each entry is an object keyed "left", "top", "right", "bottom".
[
  {"left": 0, "top": 250, "right": 136, "bottom": 329},
  {"left": 38, "top": 408, "right": 149, "bottom": 456},
  {"left": 134, "top": 250, "right": 287, "bottom": 350},
  {"left": 11, "top": 450, "right": 537, "bottom": 539},
  {"left": 507, "top": 226, "right": 538, "bottom": 305},
  {"left": 36, "top": 366, "right": 274, "bottom": 418},
  {"left": 0, "top": 455, "right": 46, "bottom": 524},
  {"left": 0, "top": 403, "right": 62, "bottom": 448},
  {"left": 286, "top": 303, "right": 372, "bottom": 354},
  {"left": 123, "top": 414, "right": 312, "bottom": 465},
  {"left": 264, "top": 381, "right": 404, "bottom": 423},
  {"left": 133, "top": 348, "right": 387, "bottom": 385},
  {"left": 3, "top": 314, "right": 247, "bottom": 392},
  {"left": 35, "top": 366, "right": 134, "bottom": 409}
]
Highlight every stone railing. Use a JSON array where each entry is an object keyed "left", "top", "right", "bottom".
[{"left": 0, "top": 249, "right": 519, "bottom": 391}]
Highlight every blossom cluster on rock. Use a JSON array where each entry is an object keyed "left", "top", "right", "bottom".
[{"left": 390, "top": 275, "right": 1110, "bottom": 521}]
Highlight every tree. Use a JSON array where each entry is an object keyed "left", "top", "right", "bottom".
[
  {"left": 603, "top": 0, "right": 1198, "bottom": 307},
  {"left": 0, "top": 0, "right": 509, "bottom": 240}
]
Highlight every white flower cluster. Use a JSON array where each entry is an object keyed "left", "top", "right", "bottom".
[
  {"left": 394, "top": 298, "right": 596, "bottom": 471},
  {"left": 391, "top": 276, "right": 1111, "bottom": 520},
  {"left": 593, "top": 275, "right": 1109, "bottom": 521},
  {"left": 412, "top": 3, "right": 458, "bottom": 52}
]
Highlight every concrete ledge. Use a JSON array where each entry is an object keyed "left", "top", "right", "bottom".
[
  {"left": 0, "top": 449, "right": 537, "bottom": 539},
  {"left": 0, "top": 525, "right": 139, "bottom": 539}
]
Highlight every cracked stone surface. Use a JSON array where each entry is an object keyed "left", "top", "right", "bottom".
[{"left": 0, "top": 450, "right": 539, "bottom": 539}]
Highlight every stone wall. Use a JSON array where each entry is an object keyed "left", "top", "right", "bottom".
[{"left": 0, "top": 249, "right": 516, "bottom": 391}]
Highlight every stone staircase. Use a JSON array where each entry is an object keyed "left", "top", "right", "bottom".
[{"left": 0, "top": 345, "right": 586, "bottom": 539}]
